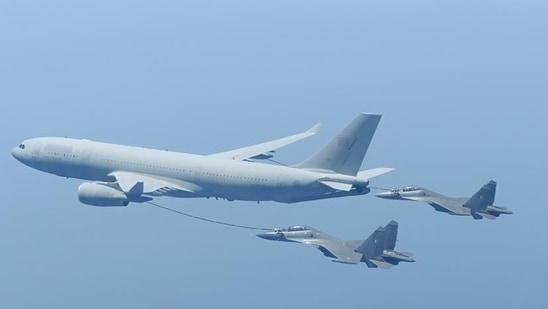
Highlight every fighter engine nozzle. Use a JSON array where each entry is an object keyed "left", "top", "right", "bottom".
[{"left": 383, "top": 250, "right": 415, "bottom": 263}]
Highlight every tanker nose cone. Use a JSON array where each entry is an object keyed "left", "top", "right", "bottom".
[
  {"left": 257, "top": 231, "right": 285, "bottom": 241},
  {"left": 11, "top": 145, "right": 23, "bottom": 162}
]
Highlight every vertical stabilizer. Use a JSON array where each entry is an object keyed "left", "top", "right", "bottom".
[
  {"left": 384, "top": 220, "right": 398, "bottom": 250},
  {"left": 356, "top": 226, "right": 385, "bottom": 258},
  {"left": 294, "top": 113, "right": 381, "bottom": 176},
  {"left": 464, "top": 180, "right": 496, "bottom": 212}
]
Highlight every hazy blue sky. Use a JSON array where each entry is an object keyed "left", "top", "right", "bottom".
[{"left": 2, "top": 1, "right": 547, "bottom": 308}]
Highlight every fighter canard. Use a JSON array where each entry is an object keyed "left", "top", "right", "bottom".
[
  {"left": 257, "top": 221, "right": 414, "bottom": 268},
  {"left": 12, "top": 113, "right": 393, "bottom": 206},
  {"left": 376, "top": 180, "right": 513, "bottom": 220}
]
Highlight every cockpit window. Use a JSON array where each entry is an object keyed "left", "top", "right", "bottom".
[
  {"left": 18, "top": 144, "right": 25, "bottom": 150},
  {"left": 288, "top": 226, "right": 308, "bottom": 232},
  {"left": 402, "top": 187, "right": 420, "bottom": 192}
]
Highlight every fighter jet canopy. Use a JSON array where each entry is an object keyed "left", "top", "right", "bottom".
[
  {"left": 287, "top": 226, "right": 310, "bottom": 232},
  {"left": 402, "top": 187, "right": 421, "bottom": 192}
]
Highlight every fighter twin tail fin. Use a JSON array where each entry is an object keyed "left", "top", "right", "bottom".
[{"left": 464, "top": 180, "right": 496, "bottom": 212}]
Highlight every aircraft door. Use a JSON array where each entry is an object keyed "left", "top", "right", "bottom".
[
  {"left": 276, "top": 173, "right": 287, "bottom": 188},
  {"left": 81, "top": 147, "right": 92, "bottom": 165},
  {"left": 31, "top": 141, "right": 41, "bottom": 159},
  {"left": 276, "top": 173, "right": 293, "bottom": 202},
  {"left": 193, "top": 165, "right": 202, "bottom": 183}
]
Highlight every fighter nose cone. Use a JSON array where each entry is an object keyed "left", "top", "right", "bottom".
[
  {"left": 375, "top": 191, "right": 399, "bottom": 199},
  {"left": 256, "top": 231, "right": 284, "bottom": 241}
]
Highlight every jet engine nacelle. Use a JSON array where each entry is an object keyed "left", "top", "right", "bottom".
[{"left": 78, "top": 182, "right": 129, "bottom": 206}]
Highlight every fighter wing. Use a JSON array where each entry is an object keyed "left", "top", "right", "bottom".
[
  {"left": 109, "top": 171, "right": 195, "bottom": 196},
  {"left": 302, "top": 238, "right": 361, "bottom": 264},
  {"left": 207, "top": 123, "right": 321, "bottom": 161},
  {"left": 426, "top": 198, "right": 469, "bottom": 215}
]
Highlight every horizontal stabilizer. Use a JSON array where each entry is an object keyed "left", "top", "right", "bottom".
[
  {"left": 331, "top": 259, "right": 359, "bottom": 265},
  {"left": 357, "top": 167, "right": 395, "bottom": 180},
  {"left": 364, "top": 259, "right": 378, "bottom": 268},
  {"left": 369, "top": 259, "right": 393, "bottom": 269},
  {"left": 471, "top": 212, "right": 484, "bottom": 220},
  {"left": 475, "top": 212, "right": 497, "bottom": 220},
  {"left": 320, "top": 181, "right": 353, "bottom": 191}
]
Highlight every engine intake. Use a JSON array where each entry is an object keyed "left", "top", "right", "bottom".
[{"left": 78, "top": 182, "right": 129, "bottom": 206}]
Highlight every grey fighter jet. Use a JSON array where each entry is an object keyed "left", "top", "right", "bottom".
[
  {"left": 257, "top": 221, "right": 414, "bottom": 268},
  {"left": 376, "top": 180, "right": 512, "bottom": 220}
]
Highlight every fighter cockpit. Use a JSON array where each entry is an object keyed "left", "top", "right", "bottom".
[
  {"left": 402, "top": 186, "right": 421, "bottom": 192},
  {"left": 287, "top": 226, "right": 309, "bottom": 232}
]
